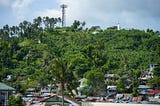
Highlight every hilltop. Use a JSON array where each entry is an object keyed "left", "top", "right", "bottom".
[{"left": 0, "top": 17, "right": 160, "bottom": 96}]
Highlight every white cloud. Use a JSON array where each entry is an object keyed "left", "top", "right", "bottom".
[
  {"left": 11, "top": 0, "right": 33, "bottom": 21},
  {"left": 34, "top": 9, "right": 61, "bottom": 18},
  {"left": 0, "top": 0, "right": 11, "bottom": 7}
]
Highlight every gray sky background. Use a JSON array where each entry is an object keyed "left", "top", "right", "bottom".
[{"left": 0, "top": 0, "right": 160, "bottom": 30}]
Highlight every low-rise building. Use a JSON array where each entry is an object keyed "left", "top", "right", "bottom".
[{"left": 0, "top": 82, "right": 15, "bottom": 106}]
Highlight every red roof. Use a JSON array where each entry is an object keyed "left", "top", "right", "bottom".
[{"left": 147, "top": 90, "right": 160, "bottom": 94}]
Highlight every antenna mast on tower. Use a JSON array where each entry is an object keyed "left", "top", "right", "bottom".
[{"left": 60, "top": 4, "right": 67, "bottom": 27}]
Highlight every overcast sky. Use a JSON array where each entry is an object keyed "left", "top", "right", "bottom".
[{"left": 0, "top": 0, "right": 160, "bottom": 30}]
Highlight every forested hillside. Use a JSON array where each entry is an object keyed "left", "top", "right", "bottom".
[{"left": 0, "top": 17, "right": 160, "bottom": 95}]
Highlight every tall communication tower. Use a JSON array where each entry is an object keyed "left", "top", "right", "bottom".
[{"left": 60, "top": 4, "right": 67, "bottom": 27}]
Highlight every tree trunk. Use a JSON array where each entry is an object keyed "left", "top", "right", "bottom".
[{"left": 61, "top": 82, "right": 64, "bottom": 106}]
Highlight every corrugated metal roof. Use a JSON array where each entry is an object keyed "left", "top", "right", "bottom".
[
  {"left": 0, "top": 82, "right": 15, "bottom": 90},
  {"left": 138, "top": 85, "right": 151, "bottom": 89}
]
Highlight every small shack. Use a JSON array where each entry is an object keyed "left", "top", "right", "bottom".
[{"left": 0, "top": 82, "right": 15, "bottom": 106}]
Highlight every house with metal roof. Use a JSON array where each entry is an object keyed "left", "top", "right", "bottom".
[
  {"left": 27, "top": 95, "right": 80, "bottom": 106},
  {"left": 0, "top": 82, "right": 15, "bottom": 106}
]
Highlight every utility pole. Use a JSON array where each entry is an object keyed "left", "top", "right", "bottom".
[{"left": 60, "top": 4, "right": 67, "bottom": 27}]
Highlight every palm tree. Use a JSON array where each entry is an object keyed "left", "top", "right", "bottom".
[
  {"left": 33, "top": 16, "right": 42, "bottom": 29},
  {"left": 49, "top": 57, "right": 71, "bottom": 106}
]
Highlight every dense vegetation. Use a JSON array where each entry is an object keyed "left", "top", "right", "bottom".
[{"left": 0, "top": 16, "right": 160, "bottom": 96}]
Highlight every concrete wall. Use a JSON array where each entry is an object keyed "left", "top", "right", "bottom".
[{"left": 82, "top": 102, "right": 160, "bottom": 106}]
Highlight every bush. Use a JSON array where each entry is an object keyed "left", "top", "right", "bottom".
[{"left": 8, "top": 95, "right": 23, "bottom": 106}]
